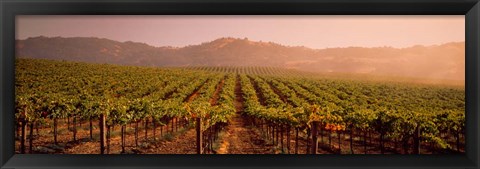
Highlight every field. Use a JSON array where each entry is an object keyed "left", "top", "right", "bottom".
[{"left": 15, "top": 58, "right": 465, "bottom": 154}]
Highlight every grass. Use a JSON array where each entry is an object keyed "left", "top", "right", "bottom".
[
  {"left": 139, "top": 142, "right": 151, "bottom": 149},
  {"left": 163, "top": 133, "right": 175, "bottom": 141},
  {"left": 148, "top": 124, "right": 192, "bottom": 143},
  {"left": 211, "top": 130, "right": 227, "bottom": 153}
]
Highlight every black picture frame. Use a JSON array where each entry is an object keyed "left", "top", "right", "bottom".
[{"left": 1, "top": 0, "right": 479, "bottom": 169}]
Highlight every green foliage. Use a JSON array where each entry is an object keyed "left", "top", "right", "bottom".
[{"left": 15, "top": 58, "right": 465, "bottom": 152}]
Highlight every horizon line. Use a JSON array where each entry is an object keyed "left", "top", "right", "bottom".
[{"left": 17, "top": 35, "right": 466, "bottom": 50}]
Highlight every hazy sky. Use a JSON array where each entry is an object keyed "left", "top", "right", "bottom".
[{"left": 16, "top": 15, "right": 464, "bottom": 49}]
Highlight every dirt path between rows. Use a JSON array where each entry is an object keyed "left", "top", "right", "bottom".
[
  {"left": 142, "top": 127, "right": 197, "bottom": 154},
  {"left": 216, "top": 75, "right": 274, "bottom": 154},
  {"left": 210, "top": 77, "right": 226, "bottom": 106}
]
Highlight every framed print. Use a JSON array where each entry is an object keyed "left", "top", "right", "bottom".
[{"left": 1, "top": 0, "right": 479, "bottom": 169}]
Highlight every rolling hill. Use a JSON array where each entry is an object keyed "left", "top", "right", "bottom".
[{"left": 16, "top": 36, "right": 465, "bottom": 81}]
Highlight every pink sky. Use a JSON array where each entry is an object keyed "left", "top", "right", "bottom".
[{"left": 16, "top": 15, "right": 464, "bottom": 49}]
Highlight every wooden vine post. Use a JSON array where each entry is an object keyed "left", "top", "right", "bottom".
[
  {"left": 287, "top": 127, "right": 291, "bottom": 154},
  {"left": 414, "top": 126, "right": 421, "bottom": 154},
  {"left": 196, "top": 117, "right": 203, "bottom": 154},
  {"left": 311, "top": 121, "right": 319, "bottom": 154},
  {"left": 89, "top": 118, "right": 93, "bottom": 140},
  {"left": 19, "top": 120, "right": 26, "bottom": 154},
  {"left": 295, "top": 128, "right": 299, "bottom": 154},
  {"left": 29, "top": 122, "right": 34, "bottom": 153},
  {"left": 99, "top": 113, "right": 106, "bottom": 154},
  {"left": 54, "top": 118, "right": 58, "bottom": 144}
]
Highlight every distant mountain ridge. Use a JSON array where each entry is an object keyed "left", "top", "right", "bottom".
[{"left": 16, "top": 36, "right": 465, "bottom": 81}]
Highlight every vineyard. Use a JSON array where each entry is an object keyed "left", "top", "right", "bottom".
[{"left": 15, "top": 58, "right": 465, "bottom": 154}]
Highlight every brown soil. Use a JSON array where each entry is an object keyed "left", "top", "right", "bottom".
[
  {"left": 216, "top": 75, "right": 274, "bottom": 154},
  {"left": 210, "top": 77, "right": 226, "bottom": 106},
  {"left": 246, "top": 76, "right": 268, "bottom": 106},
  {"left": 216, "top": 115, "right": 274, "bottom": 154},
  {"left": 185, "top": 80, "right": 207, "bottom": 102},
  {"left": 141, "top": 127, "right": 197, "bottom": 154},
  {"left": 234, "top": 75, "right": 245, "bottom": 111}
]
